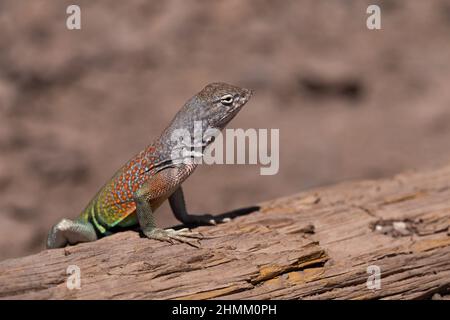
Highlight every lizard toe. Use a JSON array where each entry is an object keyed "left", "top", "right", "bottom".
[{"left": 144, "top": 228, "right": 202, "bottom": 248}]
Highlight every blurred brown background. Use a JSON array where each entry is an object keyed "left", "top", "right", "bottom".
[{"left": 1, "top": 0, "right": 450, "bottom": 261}]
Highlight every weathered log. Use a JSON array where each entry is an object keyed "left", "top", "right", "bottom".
[{"left": 1, "top": 165, "right": 450, "bottom": 300}]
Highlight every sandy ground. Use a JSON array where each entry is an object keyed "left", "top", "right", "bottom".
[{"left": 1, "top": 0, "right": 450, "bottom": 260}]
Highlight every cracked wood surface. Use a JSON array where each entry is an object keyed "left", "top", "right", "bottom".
[{"left": 1, "top": 165, "right": 450, "bottom": 299}]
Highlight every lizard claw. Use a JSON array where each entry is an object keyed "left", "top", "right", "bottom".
[
  {"left": 144, "top": 228, "right": 203, "bottom": 248},
  {"left": 206, "top": 216, "right": 231, "bottom": 225},
  {"left": 166, "top": 228, "right": 204, "bottom": 239},
  {"left": 185, "top": 214, "right": 235, "bottom": 226}
]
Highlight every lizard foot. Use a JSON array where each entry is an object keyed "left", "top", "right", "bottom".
[
  {"left": 183, "top": 213, "right": 232, "bottom": 226},
  {"left": 144, "top": 228, "right": 203, "bottom": 248}
]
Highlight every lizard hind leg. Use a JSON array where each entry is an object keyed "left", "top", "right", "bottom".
[{"left": 46, "top": 218, "right": 98, "bottom": 249}]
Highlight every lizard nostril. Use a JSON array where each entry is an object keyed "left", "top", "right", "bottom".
[{"left": 241, "top": 90, "right": 252, "bottom": 103}]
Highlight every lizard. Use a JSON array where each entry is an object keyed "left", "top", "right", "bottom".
[{"left": 46, "top": 82, "right": 253, "bottom": 248}]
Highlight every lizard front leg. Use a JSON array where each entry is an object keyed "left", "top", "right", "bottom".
[{"left": 134, "top": 167, "right": 203, "bottom": 247}]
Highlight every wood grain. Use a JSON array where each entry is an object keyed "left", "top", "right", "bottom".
[{"left": 1, "top": 165, "right": 450, "bottom": 299}]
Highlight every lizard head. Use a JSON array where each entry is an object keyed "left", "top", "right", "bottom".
[
  {"left": 164, "top": 83, "right": 253, "bottom": 154},
  {"left": 198, "top": 82, "right": 252, "bottom": 129},
  {"left": 184, "top": 82, "right": 253, "bottom": 131}
]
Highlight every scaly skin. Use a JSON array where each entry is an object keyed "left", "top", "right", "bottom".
[
  {"left": 47, "top": 82, "right": 253, "bottom": 248},
  {"left": 79, "top": 144, "right": 160, "bottom": 233}
]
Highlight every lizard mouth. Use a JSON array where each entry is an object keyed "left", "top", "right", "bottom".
[
  {"left": 240, "top": 88, "right": 253, "bottom": 105},
  {"left": 233, "top": 88, "right": 253, "bottom": 112},
  {"left": 234, "top": 88, "right": 252, "bottom": 112}
]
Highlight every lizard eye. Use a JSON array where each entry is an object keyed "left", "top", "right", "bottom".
[{"left": 220, "top": 94, "right": 234, "bottom": 106}]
